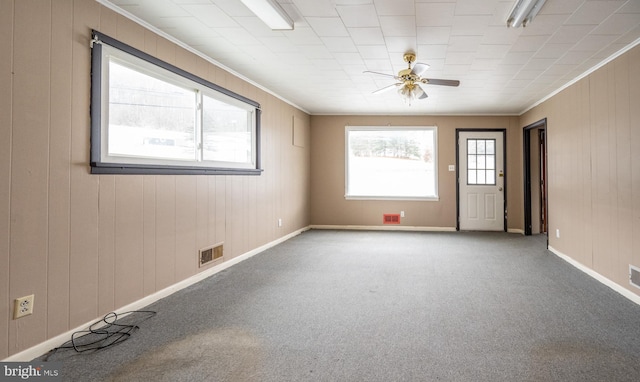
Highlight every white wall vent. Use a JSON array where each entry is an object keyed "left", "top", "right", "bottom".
[{"left": 629, "top": 265, "right": 640, "bottom": 289}]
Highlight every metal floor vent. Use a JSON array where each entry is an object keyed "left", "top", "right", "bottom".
[
  {"left": 630, "top": 265, "right": 640, "bottom": 289},
  {"left": 383, "top": 214, "right": 400, "bottom": 224},
  {"left": 199, "top": 244, "right": 223, "bottom": 267}
]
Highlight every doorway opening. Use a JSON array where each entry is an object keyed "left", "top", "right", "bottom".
[{"left": 523, "top": 118, "right": 547, "bottom": 237}]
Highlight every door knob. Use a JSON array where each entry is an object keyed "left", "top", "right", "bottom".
[{"left": 498, "top": 187, "right": 503, "bottom": 191}]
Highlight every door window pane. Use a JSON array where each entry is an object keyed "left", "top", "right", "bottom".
[{"left": 467, "top": 138, "right": 496, "bottom": 185}]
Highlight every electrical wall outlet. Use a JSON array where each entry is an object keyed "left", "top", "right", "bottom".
[
  {"left": 278, "top": 218, "right": 282, "bottom": 227},
  {"left": 400, "top": 211, "right": 405, "bottom": 218},
  {"left": 13, "top": 294, "right": 34, "bottom": 319},
  {"left": 556, "top": 229, "right": 560, "bottom": 238}
]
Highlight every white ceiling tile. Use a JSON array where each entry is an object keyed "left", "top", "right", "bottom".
[
  {"left": 417, "top": 27, "right": 451, "bottom": 44},
  {"left": 533, "top": 43, "right": 575, "bottom": 59},
  {"left": 335, "top": 0, "right": 374, "bottom": 5},
  {"left": 415, "top": 3, "right": 456, "bottom": 27},
  {"left": 556, "top": 50, "right": 594, "bottom": 65},
  {"left": 215, "top": 27, "right": 261, "bottom": 45},
  {"left": 616, "top": 24, "right": 640, "bottom": 45},
  {"left": 618, "top": 0, "right": 640, "bottom": 13},
  {"left": 450, "top": 15, "right": 492, "bottom": 36},
  {"left": 310, "top": 59, "right": 343, "bottom": 71},
  {"left": 321, "top": 37, "right": 359, "bottom": 52},
  {"left": 565, "top": 1, "right": 628, "bottom": 25},
  {"left": 417, "top": 45, "right": 449, "bottom": 59},
  {"left": 384, "top": 36, "right": 418, "bottom": 53},
  {"left": 333, "top": 52, "right": 366, "bottom": 65},
  {"left": 297, "top": 44, "right": 334, "bottom": 59},
  {"left": 470, "top": 58, "right": 503, "bottom": 70},
  {"left": 210, "top": 0, "right": 254, "bottom": 16},
  {"left": 171, "top": 0, "right": 211, "bottom": 4},
  {"left": 379, "top": 16, "right": 417, "bottom": 36},
  {"left": 592, "top": 13, "right": 640, "bottom": 35},
  {"left": 522, "top": 58, "right": 557, "bottom": 71},
  {"left": 481, "top": 26, "right": 522, "bottom": 45},
  {"left": 445, "top": 52, "right": 475, "bottom": 65},
  {"left": 510, "top": 35, "right": 550, "bottom": 52},
  {"left": 454, "top": 0, "right": 501, "bottom": 16},
  {"left": 181, "top": 4, "right": 238, "bottom": 28},
  {"left": 348, "top": 27, "right": 386, "bottom": 45},
  {"left": 538, "top": 0, "right": 585, "bottom": 15},
  {"left": 285, "top": 26, "right": 324, "bottom": 45},
  {"left": 363, "top": 58, "right": 394, "bottom": 72},
  {"left": 447, "top": 35, "right": 483, "bottom": 52},
  {"left": 573, "top": 34, "right": 620, "bottom": 52},
  {"left": 476, "top": 44, "right": 511, "bottom": 59},
  {"left": 548, "top": 25, "right": 597, "bottom": 44},
  {"left": 336, "top": 5, "right": 379, "bottom": 27},
  {"left": 293, "top": 0, "right": 339, "bottom": 17},
  {"left": 306, "top": 17, "right": 350, "bottom": 37},
  {"left": 258, "top": 36, "right": 298, "bottom": 53},
  {"left": 357, "top": 45, "right": 390, "bottom": 59},
  {"left": 374, "top": 0, "right": 415, "bottom": 16},
  {"left": 502, "top": 51, "right": 535, "bottom": 65}
]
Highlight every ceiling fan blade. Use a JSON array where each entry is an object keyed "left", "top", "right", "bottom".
[
  {"left": 423, "top": 78, "right": 460, "bottom": 87},
  {"left": 411, "top": 62, "right": 430, "bottom": 77},
  {"left": 415, "top": 83, "right": 428, "bottom": 99},
  {"left": 364, "top": 70, "right": 400, "bottom": 80},
  {"left": 372, "top": 83, "right": 402, "bottom": 94}
]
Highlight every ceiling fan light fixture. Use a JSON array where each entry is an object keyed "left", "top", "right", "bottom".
[
  {"left": 398, "top": 83, "right": 419, "bottom": 106},
  {"left": 240, "top": 0, "right": 294, "bottom": 30},
  {"left": 506, "top": 0, "right": 547, "bottom": 28}
]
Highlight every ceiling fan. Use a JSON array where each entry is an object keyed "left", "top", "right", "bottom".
[{"left": 364, "top": 52, "right": 460, "bottom": 105}]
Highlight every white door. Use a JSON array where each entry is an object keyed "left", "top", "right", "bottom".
[{"left": 458, "top": 131, "right": 505, "bottom": 231}]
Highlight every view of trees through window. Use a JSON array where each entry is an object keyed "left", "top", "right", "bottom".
[
  {"left": 346, "top": 128, "right": 437, "bottom": 199},
  {"left": 108, "top": 61, "right": 197, "bottom": 161}
]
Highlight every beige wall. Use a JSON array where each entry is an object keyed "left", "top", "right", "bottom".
[
  {"left": 310, "top": 115, "right": 523, "bottom": 231},
  {"left": 520, "top": 45, "right": 640, "bottom": 297},
  {"left": 0, "top": 0, "right": 310, "bottom": 358}
]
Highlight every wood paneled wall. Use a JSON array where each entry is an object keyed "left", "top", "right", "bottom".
[
  {"left": 521, "top": 45, "right": 640, "bottom": 297},
  {"left": 309, "top": 115, "right": 523, "bottom": 231},
  {"left": 0, "top": 0, "right": 310, "bottom": 358}
]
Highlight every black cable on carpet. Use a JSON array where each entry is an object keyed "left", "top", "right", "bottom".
[{"left": 43, "top": 310, "right": 157, "bottom": 361}]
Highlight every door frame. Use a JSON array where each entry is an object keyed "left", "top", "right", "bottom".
[
  {"left": 522, "top": 118, "right": 547, "bottom": 236},
  {"left": 455, "top": 128, "right": 507, "bottom": 232}
]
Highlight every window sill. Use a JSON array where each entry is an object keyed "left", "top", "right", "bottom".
[
  {"left": 345, "top": 195, "right": 439, "bottom": 201},
  {"left": 91, "top": 162, "right": 263, "bottom": 176}
]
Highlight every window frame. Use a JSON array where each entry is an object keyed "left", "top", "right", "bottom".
[
  {"left": 90, "top": 30, "right": 262, "bottom": 175},
  {"left": 344, "top": 126, "right": 439, "bottom": 201}
]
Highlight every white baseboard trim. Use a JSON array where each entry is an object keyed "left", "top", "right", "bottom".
[
  {"left": 309, "top": 225, "right": 456, "bottom": 232},
  {"left": 3, "top": 227, "right": 310, "bottom": 362},
  {"left": 548, "top": 245, "right": 640, "bottom": 306},
  {"left": 507, "top": 228, "right": 525, "bottom": 234}
]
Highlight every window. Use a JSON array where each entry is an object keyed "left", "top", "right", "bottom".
[
  {"left": 345, "top": 126, "right": 438, "bottom": 200},
  {"left": 466, "top": 139, "right": 496, "bottom": 185},
  {"left": 90, "top": 31, "right": 261, "bottom": 175}
]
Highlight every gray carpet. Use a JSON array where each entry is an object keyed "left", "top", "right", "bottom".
[{"left": 38, "top": 230, "right": 640, "bottom": 381}]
